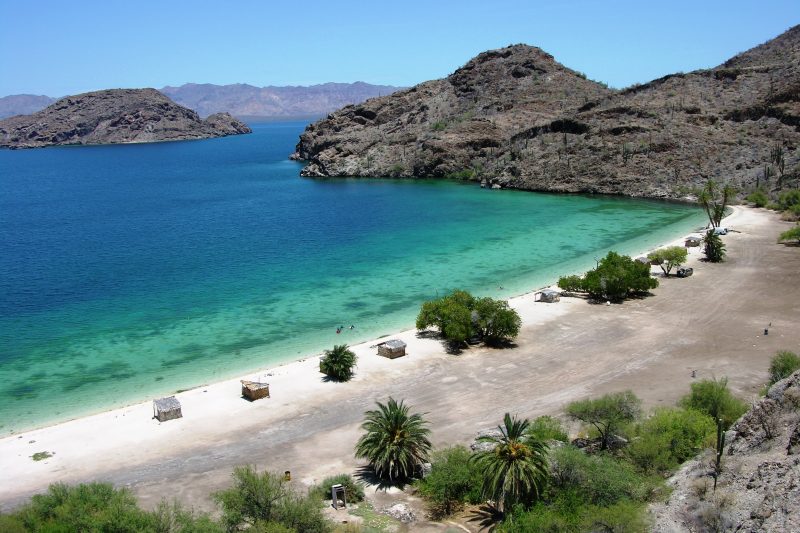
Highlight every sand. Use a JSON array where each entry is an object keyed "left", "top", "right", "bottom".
[{"left": 1, "top": 206, "right": 798, "bottom": 515}]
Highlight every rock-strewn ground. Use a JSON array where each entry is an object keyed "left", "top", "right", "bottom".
[
  {"left": 294, "top": 25, "right": 800, "bottom": 199},
  {"left": 651, "top": 370, "right": 800, "bottom": 532},
  {"left": 0, "top": 88, "right": 251, "bottom": 149}
]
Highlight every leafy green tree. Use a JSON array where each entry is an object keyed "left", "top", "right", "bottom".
[
  {"left": 319, "top": 344, "right": 357, "bottom": 382},
  {"left": 581, "top": 252, "right": 658, "bottom": 301},
  {"left": 703, "top": 229, "right": 726, "bottom": 262},
  {"left": 354, "top": 397, "right": 432, "bottom": 483},
  {"left": 680, "top": 378, "right": 747, "bottom": 489},
  {"left": 416, "top": 290, "right": 475, "bottom": 345},
  {"left": 768, "top": 350, "right": 800, "bottom": 385},
  {"left": 557, "top": 275, "right": 584, "bottom": 292},
  {"left": 778, "top": 225, "right": 800, "bottom": 244},
  {"left": 624, "top": 408, "right": 715, "bottom": 475},
  {"left": 415, "top": 446, "right": 483, "bottom": 519},
  {"left": 647, "top": 246, "right": 688, "bottom": 276},
  {"left": 473, "top": 297, "right": 521, "bottom": 345},
  {"left": 471, "top": 413, "right": 549, "bottom": 512},
  {"left": 215, "top": 466, "right": 330, "bottom": 533},
  {"left": 745, "top": 189, "right": 769, "bottom": 207},
  {"left": 697, "top": 179, "right": 736, "bottom": 228},
  {"left": 566, "top": 391, "right": 642, "bottom": 450}
]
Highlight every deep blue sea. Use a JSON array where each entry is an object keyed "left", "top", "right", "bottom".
[{"left": 0, "top": 122, "right": 706, "bottom": 434}]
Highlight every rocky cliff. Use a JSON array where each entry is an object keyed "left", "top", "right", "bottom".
[
  {"left": 0, "top": 89, "right": 251, "bottom": 149},
  {"left": 294, "top": 26, "right": 800, "bottom": 198},
  {"left": 651, "top": 370, "right": 800, "bottom": 531}
]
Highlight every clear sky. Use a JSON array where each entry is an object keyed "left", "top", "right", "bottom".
[{"left": 1, "top": 0, "right": 798, "bottom": 96}]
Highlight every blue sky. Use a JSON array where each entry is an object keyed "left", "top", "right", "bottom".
[{"left": 1, "top": 0, "right": 797, "bottom": 96}]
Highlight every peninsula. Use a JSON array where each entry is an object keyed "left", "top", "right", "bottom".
[
  {"left": 0, "top": 88, "right": 251, "bottom": 149},
  {"left": 293, "top": 25, "right": 800, "bottom": 198}
]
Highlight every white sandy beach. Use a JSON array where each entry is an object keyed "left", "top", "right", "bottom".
[{"left": 2, "top": 205, "right": 798, "bottom": 518}]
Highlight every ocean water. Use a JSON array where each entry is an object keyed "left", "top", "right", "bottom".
[{"left": 0, "top": 122, "right": 706, "bottom": 434}]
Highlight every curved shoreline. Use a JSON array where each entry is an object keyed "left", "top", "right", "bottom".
[{"left": 1, "top": 207, "right": 771, "bottom": 510}]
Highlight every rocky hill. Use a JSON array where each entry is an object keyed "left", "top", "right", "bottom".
[
  {"left": 294, "top": 25, "right": 800, "bottom": 199},
  {"left": 161, "top": 81, "right": 403, "bottom": 119},
  {"left": 651, "top": 370, "right": 800, "bottom": 531},
  {"left": 0, "top": 94, "right": 56, "bottom": 119},
  {"left": 0, "top": 89, "right": 251, "bottom": 149}
]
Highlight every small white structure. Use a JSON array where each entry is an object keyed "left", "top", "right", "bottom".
[
  {"left": 378, "top": 339, "right": 407, "bottom": 359},
  {"left": 535, "top": 289, "right": 561, "bottom": 303},
  {"left": 153, "top": 396, "right": 182, "bottom": 422}
]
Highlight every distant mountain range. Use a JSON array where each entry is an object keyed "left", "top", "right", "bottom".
[{"left": 0, "top": 82, "right": 403, "bottom": 120}]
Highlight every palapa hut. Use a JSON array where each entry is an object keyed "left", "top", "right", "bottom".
[
  {"left": 536, "top": 289, "right": 561, "bottom": 303},
  {"left": 635, "top": 256, "right": 651, "bottom": 265},
  {"left": 153, "top": 396, "right": 182, "bottom": 422},
  {"left": 241, "top": 379, "right": 270, "bottom": 401},
  {"left": 685, "top": 235, "right": 702, "bottom": 247},
  {"left": 377, "top": 339, "right": 406, "bottom": 359}
]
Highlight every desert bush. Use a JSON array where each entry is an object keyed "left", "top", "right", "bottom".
[
  {"left": 745, "top": 189, "right": 769, "bottom": 207},
  {"left": 549, "top": 446, "right": 661, "bottom": 507},
  {"left": 310, "top": 474, "right": 365, "bottom": 504},
  {"left": 415, "top": 446, "right": 482, "bottom": 519},
  {"left": 680, "top": 379, "right": 748, "bottom": 431},
  {"left": 625, "top": 408, "right": 715, "bottom": 475},
  {"left": 472, "top": 297, "right": 521, "bottom": 345},
  {"left": 528, "top": 415, "right": 569, "bottom": 442},
  {"left": 777, "top": 189, "right": 800, "bottom": 211},
  {"left": 769, "top": 350, "right": 800, "bottom": 385},
  {"left": 416, "top": 290, "right": 521, "bottom": 345},
  {"left": 567, "top": 390, "right": 641, "bottom": 450},
  {"left": 778, "top": 225, "right": 800, "bottom": 244},
  {"left": 502, "top": 497, "right": 650, "bottom": 533},
  {"left": 215, "top": 466, "right": 330, "bottom": 533}
]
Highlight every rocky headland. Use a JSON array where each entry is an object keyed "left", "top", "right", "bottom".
[
  {"left": 0, "top": 89, "right": 251, "bottom": 149},
  {"left": 294, "top": 25, "right": 800, "bottom": 199}
]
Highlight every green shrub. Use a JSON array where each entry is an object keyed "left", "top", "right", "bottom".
[
  {"left": 310, "top": 474, "right": 365, "bottom": 504},
  {"left": 557, "top": 275, "right": 584, "bottom": 292},
  {"left": 778, "top": 225, "right": 800, "bottom": 244},
  {"left": 581, "top": 251, "right": 658, "bottom": 301},
  {"left": 549, "top": 446, "right": 661, "bottom": 506},
  {"left": 528, "top": 415, "right": 569, "bottom": 442},
  {"left": 215, "top": 466, "right": 331, "bottom": 533},
  {"left": 679, "top": 378, "right": 748, "bottom": 431},
  {"left": 430, "top": 121, "right": 447, "bottom": 131},
  {"left": 777, "top": 189, "right": 800, "bottom": 210},
  {"left": 769, "top": 350, "right": 800, "bottom": 385},
  {"left": 625, "top": 408, "right": 715, "bottom": 475},
  {"left": 745, "top": 190, "right": 769, "bottom": 207},
  {"left": 415, "top": 446, "right": 482, "bottom": 519},
  {"left": 472, "top": 297, "right": 521, "bottom": 345}
]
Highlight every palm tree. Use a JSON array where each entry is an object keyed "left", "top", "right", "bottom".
[
  {"left": 320, "top": 344, "right": 357, "bottom": 381},
  {"left": 354, "top": 397, "right": 432, "bottom": 482},
  {"left": 472, "top": 413, "right": 549, "bottom": 513}
]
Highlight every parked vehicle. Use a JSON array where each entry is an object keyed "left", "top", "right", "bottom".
[
  {"left": 677, "top": 267, "right": 694, "bottom": 277},
  {"left": 713, "top": 227, "right": 728, "bottom": 235}
]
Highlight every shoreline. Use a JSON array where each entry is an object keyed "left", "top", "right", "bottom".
[
  {"left": 1, "top": 206, "right": 709, "bottom": 438},
  {"left": 4, "top": 205, "right": 782, "bottom": 512}
]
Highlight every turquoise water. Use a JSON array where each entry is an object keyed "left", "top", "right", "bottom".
[{"left": 0, "top": 122, "right": 705, "bottom": 434}]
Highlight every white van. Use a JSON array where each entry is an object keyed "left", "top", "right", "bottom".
[{"left": 713, "top": 227, "right": 728, "bottom": 235}]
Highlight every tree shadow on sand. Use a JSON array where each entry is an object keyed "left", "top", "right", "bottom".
[
  {"left": 354, "top": 465, "right": 411, "bottom": 492},
  {"left": 466, "top": 504, "right": 503, "bottom": 532}
]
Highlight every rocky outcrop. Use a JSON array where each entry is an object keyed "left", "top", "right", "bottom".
[
  {"left": 0, "top": 89, "right": 251, "bottom": 149},
  {"left": 651, "top": 371, "right": 800, "bottom": 532},
  {"left": 294, "top": 26, "right": 800, "bottom": 199}
]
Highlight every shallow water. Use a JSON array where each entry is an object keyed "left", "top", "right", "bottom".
[{"left": 0, "top": 122, "right": 706, "bottom": 434}]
